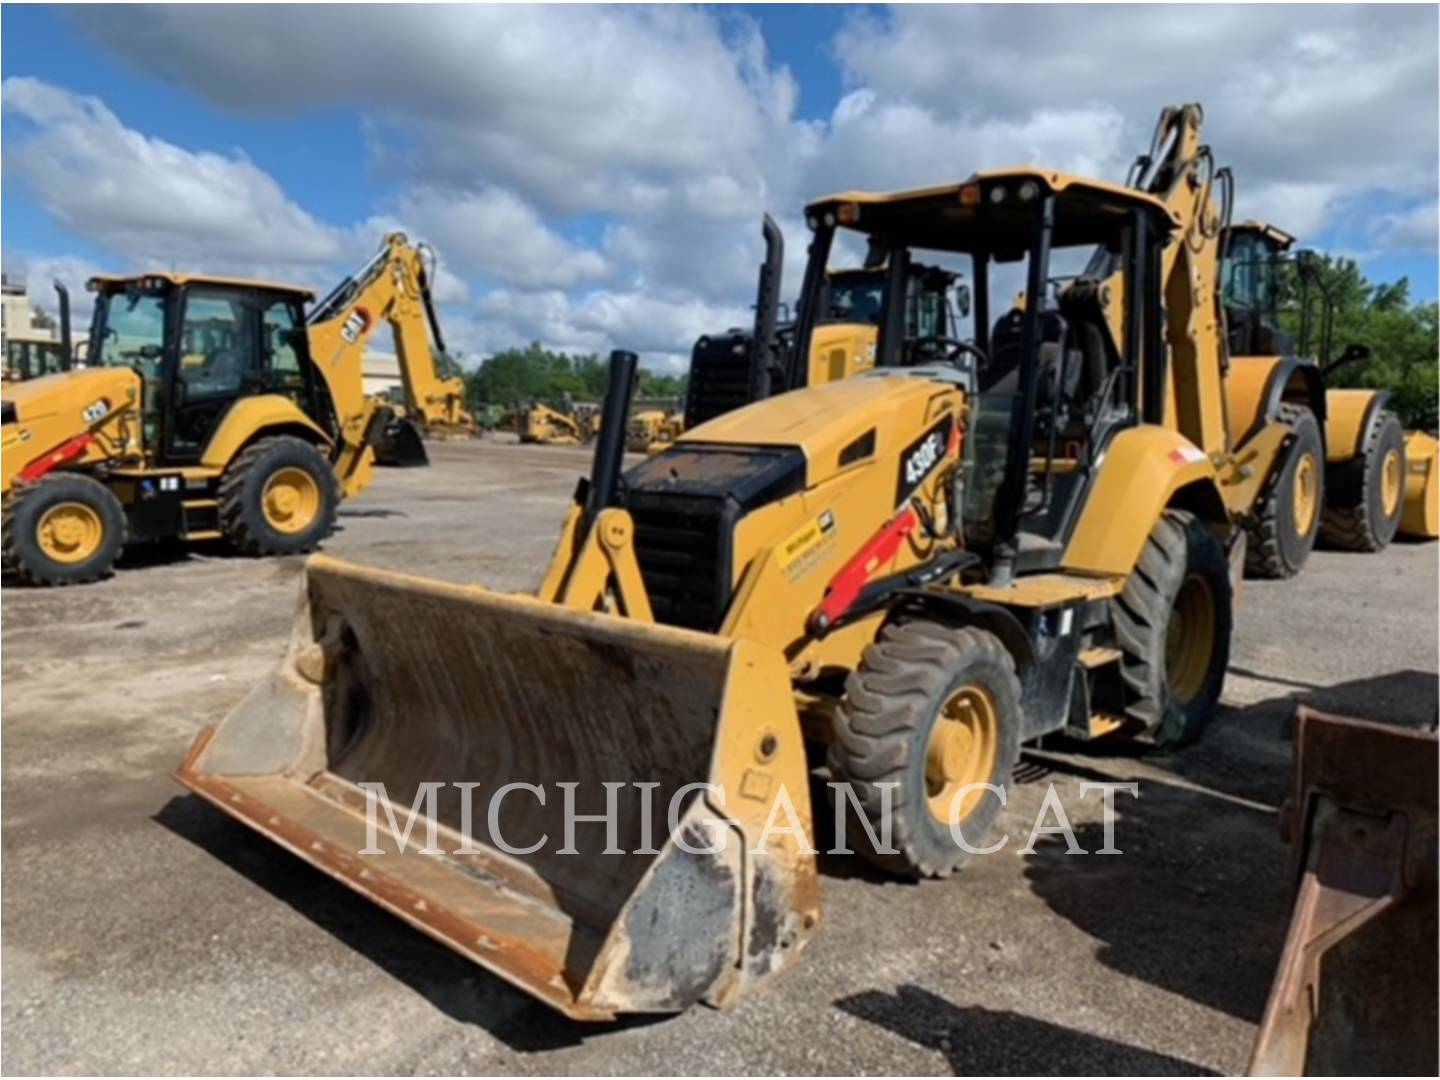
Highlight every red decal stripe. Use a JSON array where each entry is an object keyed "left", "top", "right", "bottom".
[
  {"left": 18, "top": 432, "right": 95, "bottom": 482},
  {"left": 813, "top": 507, "right": 918, "bottom": 627}
]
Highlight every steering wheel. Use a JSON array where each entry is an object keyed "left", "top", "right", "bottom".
[{"left": 909, "top": 336, "right": 988, "bottom": 370}]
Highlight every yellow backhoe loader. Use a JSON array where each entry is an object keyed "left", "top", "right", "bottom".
[
  {"left": 685, "top": 214, "right": 965, "bottom": 428},
  {"left": 1, "top": 233, "right": 457, "bottom": 585},
  {"left": 2, "top": 281, "right": 75, "bottom": 383},
  {"left": 181, "top": 142, "right": 1303, "bottom": 1018}
]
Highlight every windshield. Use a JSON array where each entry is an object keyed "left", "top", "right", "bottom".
[
  {"left": 92, "top": 288, "right": 166, "bottom": 376},
  {"left": 826, "top": 273, "right": 886, "bottom": 324}
]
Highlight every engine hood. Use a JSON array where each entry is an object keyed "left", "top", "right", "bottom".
[
  {"left": 676, "top": 370, "right": 963, "bottom": 489},
  {"left": 1, "top": 366, "right": 141, "bottom": 427}
]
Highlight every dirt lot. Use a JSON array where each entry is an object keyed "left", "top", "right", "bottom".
[{"left": 2, "top": 437, "right": 1435, "bottom": 1075}]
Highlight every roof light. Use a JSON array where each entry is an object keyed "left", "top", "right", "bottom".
[
  {"left": 806, "top": 215, "right": 819, "bottom": 231},
  {"left": 989, "top": 186, "right": 1008, "bottom": 205},
  {"left": 823, "top": 212, "right": 836, "bottom": 228},
  {"left": 835, "top": 202, "right": 859, "bottom": 225},
  {"left": 1018, "top": 180, "right": 1040, "bottom": 202},
  {"left": 959, "top": 184, "right": 981, "bottom": 207}
]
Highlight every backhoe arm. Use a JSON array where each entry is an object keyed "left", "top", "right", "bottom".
[{"left": 306, "top": 233, "right": 472, "bottom": 491}]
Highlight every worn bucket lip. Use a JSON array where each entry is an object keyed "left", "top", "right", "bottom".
[{"left": 175, "top": 727, "right": 617, "bottom": 1022}]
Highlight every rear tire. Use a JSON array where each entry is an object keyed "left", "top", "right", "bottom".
[
  {"left": 2, "top": 473, "right": 127, "bottom": 586},
  {"left": 1321, "top": 410, "right": 1405, "bottom": 552},
  {"left": 1245, "top": 403, "right": 1323, "bottom": 579},
  {"left": 1112, "top": 510, "right": 1232, "bottom": 749},
  {"left": 219, "top": 436, "right": 340, "bottom": 556},
  {"left": 828, "top": 622, "right": 1022, "bottom": 878}
]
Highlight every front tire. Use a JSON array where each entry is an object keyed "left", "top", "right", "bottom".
[
  {"left": 2, "top": 473, "right": 127, "bottom": 586},
  {"left": 828, "top": 622, "right": 1023, "bottom": 879},
  {"left": 218, "top": 436, "right": 340, "bottom": 556},
  {"left": 1245, "top": 403, "right": 1323, "bottom": 579},
  {"left": 1321, "top": 410, "right": 1405, "bottom": 552},
  {"left": 1112, "top": 509, "right": 1232, "bottom": 749}
]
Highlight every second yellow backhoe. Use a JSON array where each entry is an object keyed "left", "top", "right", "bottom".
[{"left": 1, "top": 233, "right": 461, "bottom": 585}]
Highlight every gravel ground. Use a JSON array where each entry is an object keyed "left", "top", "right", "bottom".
[{"left": 2, "top": 437, "right": 1435, "bottom": 1075}]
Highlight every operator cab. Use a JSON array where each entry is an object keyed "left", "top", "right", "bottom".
[
  {"left": 800, "top": 170, "right": 1177, "bottom": 576},
  {"left": 86, "top": 272, "right": 325, "bottom": 463},
  {"left": 1221, "top": 220, "right": 1296, "bottom": 358}
]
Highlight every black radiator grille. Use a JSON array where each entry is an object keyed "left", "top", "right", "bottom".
[
  {"left": 628, "top": 493, "right": 730, "bottom": 632},
  {"left": 684, "top": 332, "right": 763, "bottom": 429}
]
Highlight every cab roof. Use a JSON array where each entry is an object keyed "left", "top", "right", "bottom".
[
  {"left": 1229, "top": 219, "right": 1297, "bottom": 249},
  {"left": 807, "top": 167, "right": 1181, "bottom": 258},
  {"left": 88, "top": 271, "right": 315, "bottom": 300}
]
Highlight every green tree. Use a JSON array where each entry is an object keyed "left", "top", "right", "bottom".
[
  {"left": 465, "top": 342, "right": 687, "bottom": 410},
  {"left": 1278, "top": 256, "right": 1439, "bottom": 429}
]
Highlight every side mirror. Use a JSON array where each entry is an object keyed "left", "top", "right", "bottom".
[
  {"left": 955, "top": 284, "right": 972, "bottom": 319},
  {"left": 1324, "top": 342, "right": 1371, "bottom": 377}
]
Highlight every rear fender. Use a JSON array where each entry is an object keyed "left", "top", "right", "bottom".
[
  {"left": 200, "top": 394, "right": 331, "bottom": 470},
  {"left": 1062, "top": 425, "right": 1226, "bottom": 577}
]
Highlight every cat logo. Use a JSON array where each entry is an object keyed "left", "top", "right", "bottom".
[
  {"left": 340, "top": 307, "right": 372, "bottom": 344},
  {"left": 81, "top": 398, "right": 110, "bottom": 424}
]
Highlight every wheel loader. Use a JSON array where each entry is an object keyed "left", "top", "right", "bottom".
[
  {"left": 1221, "top": 219, "right": 1438, "bottom": 562},
  {"left": 179, "top": 159, "right": 1304, "bottom": 1019},
  {"left": 1, "top": 233, "right": 459, "bottom": 586}
]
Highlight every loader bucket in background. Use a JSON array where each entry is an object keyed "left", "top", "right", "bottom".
[
  {"left": 1249, "top": 707, "right": 1438, "bottom": 1076},
  {"left": 176, "top": 555, "right": 820, "bottom": 1020},
  {"left": 373, "top": 417, "right": 430, "bottom": 468},
  {"left": 1400, "top": 430, "right": 1439, "bottom": 539}
]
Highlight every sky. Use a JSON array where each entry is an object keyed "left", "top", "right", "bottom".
[{"left": 2, "top": 3, "right": 1437, "bottom": 372}]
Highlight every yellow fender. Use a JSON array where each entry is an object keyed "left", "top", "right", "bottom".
[
  {"left": 1226, "top": 355, "right": 1326, "bottom": 451},
  {"left": 1400, "top": 431, "right": 1440, "bottom": 539},
  {"left": 199, "top": 394, "right": 332, "bottom": 471},
  {"left": 1324, "top": 387, "right": 1388, "bottom": 464},
  {"left": 1062, "top": 425, "right": 1227, "bottom": 576}
]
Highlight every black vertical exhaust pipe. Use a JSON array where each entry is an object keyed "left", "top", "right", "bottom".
[
  {"left": 53, "top": 281, "right": 72, "bottom": 366},
  {"left": 753, "top": 214, "right": 784, "bottom": 396},
  {"left": 586, "top": 349, "right": 639, "bottom": 528}
]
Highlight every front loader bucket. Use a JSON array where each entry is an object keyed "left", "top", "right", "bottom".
[
  {"left": 1400, "top": 430, "right": 1439, "bottom": 539},
  {"left": 373, "top": 418, "right": 430, "bottom": 468},
  {"left": 1249, "top": 708, "right": 1438, "bottom": 1075},
  {"left": 177, "top": 555, "right": 820, "bottom": 1020}
]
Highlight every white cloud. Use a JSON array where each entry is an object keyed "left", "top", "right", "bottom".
[
  {"left": 1375, "top": 202, "right": 1439, "bottom": 254},
  {"left": 9, "top": 4, "right": 1435, "bottom": 377},
  {"left": 366, "top": 186, "right": 609, "bottom": 290},
  {"left": 1, "top": 77, "right": 346, "bottom": 275},
  {"left": 473, "top": 288, "right": 750, "bottom": 372},
  {"left": 832, "top": 5, "right": 1438, "bottom": 241}
]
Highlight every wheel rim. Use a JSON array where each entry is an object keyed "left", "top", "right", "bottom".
[
  {"left": 37, "top": 501, "right": 104, "bottom": 563},
  {"left": 1380, "top": 448, "right": 1402, "bottom": 517},
  {"left": 1165, "top": 573, "right": 1216, "bottom": 705},
  {"left": 262, "top": 467, "right": 321, "bottom": 534},
  {"left": 925, "top": 683, "right": 999, "bottom": 824},
  {"left": 1291, "top": 452, "right": 1319, "bottom": 537}
]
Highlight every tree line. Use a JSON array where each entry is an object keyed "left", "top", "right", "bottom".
[{"left": 464, "top": 342, "right": 686, "bottom": 409}]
